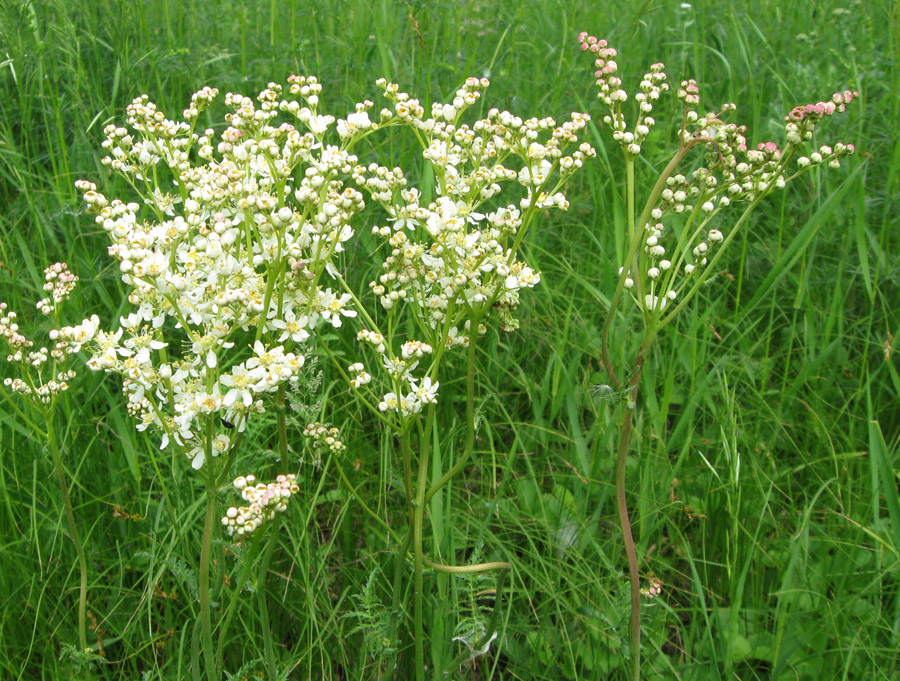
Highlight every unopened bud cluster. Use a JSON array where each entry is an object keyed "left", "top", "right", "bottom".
[
  {"left": 578, "top": 33, "right": 668, "bottom": 156},
  {"left": 37, "top": 262, "right": 78, "bottom": 316},
  {"left": 1, "top": 266, "right": 86, "bottom": 405},
  {"left": 221, "top": 473, "right": 299, "bottom": 537},
  {"left": 641, "top": 576, "right": 663, "bottom": 599},
  {"left": 579, "top": 35, "right": 857, "bottom": 317},
  {"left": 302, "top": 422, "right": 346, "bottom": 459}
]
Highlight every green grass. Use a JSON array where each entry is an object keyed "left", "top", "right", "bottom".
[{"left": 1, "top": 0, "right": 898, "bottom": 679}]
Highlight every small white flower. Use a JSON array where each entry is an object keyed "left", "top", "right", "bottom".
[{"left": 410, "top": 376, "right": 439, "bottom": 405}]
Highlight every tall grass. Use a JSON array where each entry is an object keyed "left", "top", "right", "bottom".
[{"left": 1, "top": 0, "right": 897, "bottom": 679}]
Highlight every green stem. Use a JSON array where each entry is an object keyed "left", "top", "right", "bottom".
[
  {"left": 216, "top": 533, "right": 263, "bottom": 671},
  {"left": 626, "top": 157, "right": 639, "bottom": 300},
  {"left": 258, "top": 531, "right": 279, "bottom": 681},
  {"left": 46, "top": 423, "right": 88, "bottom": 652},
  {"left": 600, "top": 145, "right": 696, "bottom": 389},
  {"left": 656, "top": 183, "right": 779, "bottom": 331},
  {"left": 388, "top": 529, "right": 412, "bottom": 678},
  {"left": 422, "top": 556, "right": 510, "bottom": 574},
  {"left": 198, "top": 465, "right": 218, "bottom": 681},
  {"left": 615, "top": 342, "right": 650, "bottom": 681},
  {"left": 411, "top": 406, "right": 435, "bottom": 681},
  {"left": 258, "top": 386, "right": 290, "bottom": 680}
]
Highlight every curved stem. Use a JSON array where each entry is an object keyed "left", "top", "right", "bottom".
[
  {"left": 47, "top": 424, "right": 88, "bottom": 652},
  {"left": 617, "top": 404, "right": 642, "bottom": 681},
  {"left": 422, "top": 556, "right": 510, "bottom": 574}
]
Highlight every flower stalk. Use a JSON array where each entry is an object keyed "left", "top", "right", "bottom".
[
  {"left": 48, "top": 421, "right": 89, "bottom": 653},
  {"left": 197, "top": 463, "right": 219, "bottom": 681}
]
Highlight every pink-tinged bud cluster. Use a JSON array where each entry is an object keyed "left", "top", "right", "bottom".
[
  {"left": 784, "top": 91, "right": 859, "bottom": 161},
  {"left": 302, "top": 422, "right": 346, "bottom": 462},
  {"left": 677, "top": 79, "right": 701, "bottom": 108},
  {"left": 37, "top": 263, "right": 78, "bottom": 315},
  {"left": 577, "top": 32, "right": 668, "bottom": 156},
  {"left": 221, "top": 473, "right": 300, "bottom": 537},
  {"left": 641, "top": 576, "right": 663, "bottom": 599},
  {"left": 578, "top": 33, "right": 857, "bottom": 317},
  {"left": 577, "top": 34, "right": 625, "bottom": 106},
  {"left": 786, "top": 90, "right": 859, "bottom": 122}
]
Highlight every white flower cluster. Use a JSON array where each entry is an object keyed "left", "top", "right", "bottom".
[
  {"left": 221, "top": 473, "right": 299, "bottom": 537},
  {"left": 366, "top": 77, "right": 593, "bottom": 326},
  {"left": 68, "top": 80, "right": 380, "bottom": 467},
  {"left": 333, "top": 77, "right": 594, "bottom": 426},
  {"left": 377, "top": 374, "right": 440, "bottom": 418}
]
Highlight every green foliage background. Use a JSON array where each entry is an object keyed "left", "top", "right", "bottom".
[{"left": 0, "top": 0, "right": 897, "bottom": 679}]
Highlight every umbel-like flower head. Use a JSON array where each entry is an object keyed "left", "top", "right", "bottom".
[
  {"left": 69, "top": 80, "right": 379, "bottom": 467},
  {"left": 340, "top": 77, "right": 595, "bottom": 428},
  {"left": 68, "top": 72, "right": 596, "bottom": 463}
]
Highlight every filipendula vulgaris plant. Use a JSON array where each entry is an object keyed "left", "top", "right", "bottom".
[
  {"left": 326, "top": 77, "right": 594, "bottom": 678},
  {"left": 67, "top": 80, "right": 379, "bottom": 681},
  {"left": 67, "top": 75, "right": 593, "bottom": 679},
  {"left": 0, "top": 264, "right": 101, "bottom": 668},
  {"left": 576, "top": 33, "right": 857, "bottom": 681}
]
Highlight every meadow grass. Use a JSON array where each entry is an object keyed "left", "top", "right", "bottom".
[{"left": 0, "top": 0, "right": 898, "bottom": 679}]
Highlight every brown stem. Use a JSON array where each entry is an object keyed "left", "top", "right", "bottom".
[{"left": 615, "top": 350, "right": 646, "bottom": 681}]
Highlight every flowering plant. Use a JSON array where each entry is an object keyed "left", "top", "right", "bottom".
[
  {"left": 53, "top": 70, "right": 594, "bottom": 679},
  {"left": 577, "top": 32, "right": 857, "bottom": 681}
]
